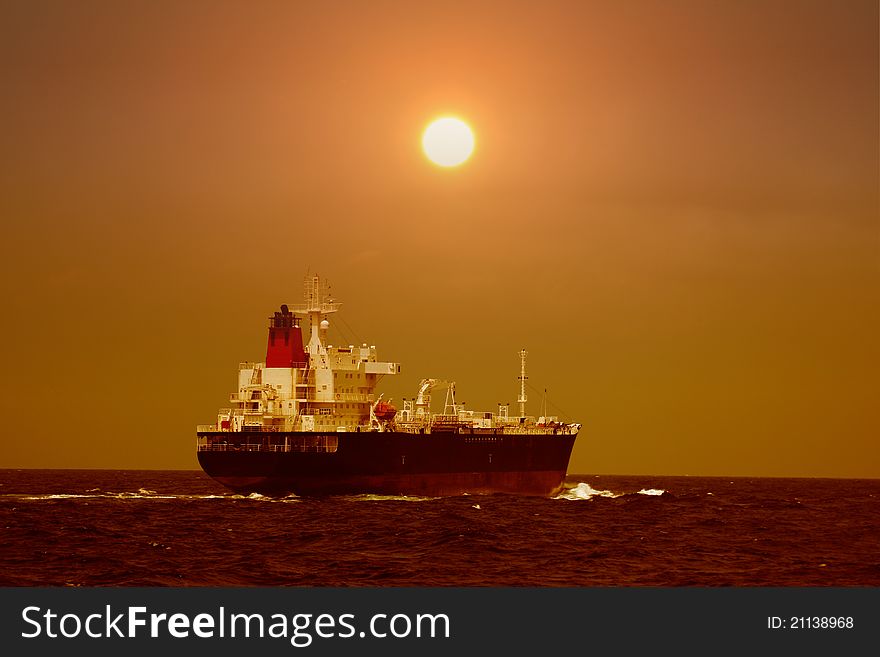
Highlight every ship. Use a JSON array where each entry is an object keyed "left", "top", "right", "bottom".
[{"left": 196, "top": 275, "right": 580, "bottom": 496}]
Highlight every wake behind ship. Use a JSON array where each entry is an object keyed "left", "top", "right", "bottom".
[{"left": 197, "top": 276, "right": 580, "bottom": 496}]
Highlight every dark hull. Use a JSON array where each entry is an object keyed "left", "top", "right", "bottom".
[{"left": 197, "top": 430, "right": 578, "bottom": 497}]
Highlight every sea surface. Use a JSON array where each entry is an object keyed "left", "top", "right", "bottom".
[{"left": 0, "top": 470, "right": 877, "bottom": 586}]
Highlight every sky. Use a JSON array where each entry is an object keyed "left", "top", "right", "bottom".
[{"left": 0, "top": 0, "right": 877, "bottom": 477}]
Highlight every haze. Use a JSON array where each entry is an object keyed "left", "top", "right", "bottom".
[{"left": 0, "top": 1, "right": 877, "bottom": 477}]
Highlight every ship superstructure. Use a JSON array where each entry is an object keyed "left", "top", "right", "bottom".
[
  {"left": 197, "top": 275, "right": 580, "bottom": 496},
  {"left": 220, "top": 276, "right": 401, "bottom": 435}
]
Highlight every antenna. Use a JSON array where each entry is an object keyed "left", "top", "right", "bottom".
[
  {"left": 297, "top": 274, "right": 340, "bottom": 315},
  {"left": 291, "top": 274, "right": 341, "bottom": 359},
  {"left": 518, "top": 348, "right": 528, "bottom": 418},
  {"left": 443, "top": 382, "right": 457, "bottom": 415}
]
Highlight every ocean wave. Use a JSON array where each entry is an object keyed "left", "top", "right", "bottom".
[
  {"left": 7, "top": 492, "right": 265, "bottom": 502},
  {"left": 23, "top": 494, "right": 95, "bottom": 500},
  {"left": 555, "top": 482, "right": 619, "bottom": 500},
  {"left": 338, "top": 494, "right": 436, "bottom": 502},
  {"left": 555, "top": 483, "right": 667, "bottom": 501},
  {"left": 6, "top": 487, "right": 662, "bottom": 503},
  {"left": 2, "top": 471, "right": 877, "bottom": 587},
  {"left": 226, "top": 492, "right": 299, "bottom": 503}
]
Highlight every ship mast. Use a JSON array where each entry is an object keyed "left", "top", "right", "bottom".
[
  {"left": 518, "top": 348, "right": 528, "bottom": 418},
  {"left": 295, "top": 275, "right": 340, "bottom": 359}
]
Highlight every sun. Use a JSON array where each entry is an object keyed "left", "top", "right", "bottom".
[{"left": 422, "top": 117, "right": 475, "bottom": 167}]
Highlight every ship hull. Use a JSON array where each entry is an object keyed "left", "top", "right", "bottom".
[{"left": 197, "top": 430, "right": 577, "bottom": 497}]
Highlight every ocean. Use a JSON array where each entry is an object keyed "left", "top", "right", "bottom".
[{"left": 1, "top": 470, "right": 877, "bottom": 586}]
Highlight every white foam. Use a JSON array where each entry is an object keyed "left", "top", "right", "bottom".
[
  {"left": 342, "top": 494, "right": 435, "bottom": 502},
  {"left": 555, "top": 482, "right": 619, "bottom": 500},
  {"left": 114, "top": 491, "right": 165, "bottom": 499},
  {"left": 11, "top": 491, "right": 296, "bottom": 502},
  {"left": 14, "top": 492, "right": 228, "bottom": 501},
  {"left": 637, "top": 488, "right": 665, "bottom": 496},
  {"left": 127, "top": 494, "right": 177, "bottom": 499},
  {"left": 29, "top": 494, "right": 90, "bottom": 500}
]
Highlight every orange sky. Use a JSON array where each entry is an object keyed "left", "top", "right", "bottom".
[{"left": 1, "top": 0, "right": 877, "bottom": 476}]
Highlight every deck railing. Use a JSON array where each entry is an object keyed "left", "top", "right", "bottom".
[{"left": 197, "top": 436, "right": 339, "bottom": 453}]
